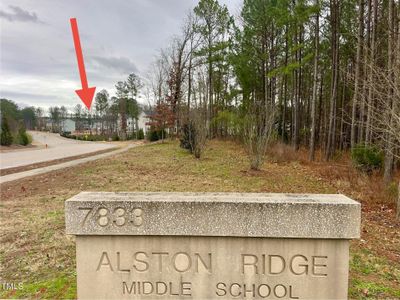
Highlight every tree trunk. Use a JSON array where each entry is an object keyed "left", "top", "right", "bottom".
[
  {"left": 293, "top": 23, "right": 300, "bottom": 151},
  {"left": 339, "top": 70, "right": 346, "bottom": 150},
  {"left": 365, "top": 0, "right": 378, "bottom": 145},
  {"left": 317, "top": 73, "right": 324, "bottom": 149},
  {"left": 351, "top": 0, "right": 364, "bottom": 149},
  {"left": 326, "top": 0, "right": 340, "bottom": 160},
  {"left": 309, "top": 0, "right": 320, "bottom": 161},
  {"left": 208, "top": 33, "right": 213, "bottom": 137},
  {"left": 384, "top": 0, "right": 395, "bottom": 183},
  {"left": 397, "top": 180, "right": 400, "bottom": 220},
  {"left": 282, "top": 32, "right": 289, "bottom": 142},
  {"left": 359, "top": 0, "right": 372, "bottom": 144},
  {"left": 297, "top": 25, "right": 303, "bottom": 150},
  {"left": 120, "top": 99, "right": 127, "bottom": 141},
  {"left": 187, "top": 40, "right": 193, "bottom": 115},
  {"left": 396, "top": 14, "right": 400, "bottom": 221}
]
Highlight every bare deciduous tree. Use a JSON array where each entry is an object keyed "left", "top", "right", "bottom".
[
  {"left": 189, "top": 107, "right": 207, "bottom": 159},
  {"left": 243, "top": 100, "right": 275, "bottom": 170},
  {"left": 361, "top": 40, "right": 400, "bottom": 219}
]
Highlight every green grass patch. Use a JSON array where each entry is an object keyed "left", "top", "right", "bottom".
[
  {"left": 1, "top": 273, "right": 76, "bottom": 299},
  {"left": 349, "top": 278, "right": 400, "bottom": 299},
  {"left": 349, "top": 247, "right": 400, "bottom": 299}
]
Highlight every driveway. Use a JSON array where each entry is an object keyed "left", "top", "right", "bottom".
[{"left": 0, "top": 131, "right": 116, "bottom": 169}]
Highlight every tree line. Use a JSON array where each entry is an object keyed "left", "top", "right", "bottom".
[
  {"left": 0, "top": 72, "right": 145, "bottom": 141},
  {"left": 145, "top": 0, "right": 400, "bottom": 180}
]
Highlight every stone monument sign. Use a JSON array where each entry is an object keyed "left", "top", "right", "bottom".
[{"left": 65, "top": 192, "right": 360, "bottom": 299}]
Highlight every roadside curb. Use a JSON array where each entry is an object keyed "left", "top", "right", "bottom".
[{"left": 0, "top": 143, "right": 142, "bottom": 184}]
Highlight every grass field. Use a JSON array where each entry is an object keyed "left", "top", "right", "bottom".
[{"left": 0, "top": 140, "right": 399, "bottom": 299}]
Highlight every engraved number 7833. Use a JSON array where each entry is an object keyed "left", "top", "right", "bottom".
[{"left": 78, "top": 207, "right": 143, "bottom": 227}]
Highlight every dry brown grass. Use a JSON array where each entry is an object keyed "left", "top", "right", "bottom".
[
  {"left": 0, "top": 140, "right": 398, "bottom": 299},
  {"left": 267, "top": 142, "right": 400, "bottom": 262}
]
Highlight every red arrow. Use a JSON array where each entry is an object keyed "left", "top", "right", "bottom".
[{"left": 70, "top": 18, "right": 96, "bottom": 109}]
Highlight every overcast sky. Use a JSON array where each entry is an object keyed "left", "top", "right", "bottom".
[{"left": 0, "top": 0, "right": 242, "bottom": 111}]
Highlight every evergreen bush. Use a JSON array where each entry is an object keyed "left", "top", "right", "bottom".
[
  {"left": 137, "top": 129, "right": 144, "bottom": 140},
  {"left": 351, "top": 144, "right": 384, "bottom": 173},
  {"left": 146, "top": 129, "right": 167, "bottom": 142},
  {"left": 147, "top": 130, "right": 160, "bottom": 141},
  {"left": 0, "top": 118, "right": 13, "bottom": 146},
  {"left": 17, "top": 125, "right": 29, "bottom": 146}
]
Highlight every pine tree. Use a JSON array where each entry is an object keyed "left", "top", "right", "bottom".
[
  {"left": 17, "top": 124, "right": 29, "bottom": 146},
  {"left": 0, "top": 117, "right": 13, "bottom": 146}
]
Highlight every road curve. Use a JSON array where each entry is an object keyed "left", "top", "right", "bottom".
[
  {"left": 0, "top": 143, "right": 140, "bottom": 184},
  {"left": 0, "top": 131, "right": 115, "bottom": 170}
]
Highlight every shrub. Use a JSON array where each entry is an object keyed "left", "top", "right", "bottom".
[
  {"left": 147, "top": 130, "right": 160, "bottom": 142},
  {"left": 27, "top": 133, "right": 33, "bottom": 144},
  {"left": 137, "top": 129, "right": 144, "bottom": 140},
  {"left": 112, "top": 134, "right": 120, "bottom": 141},
  {"left": 17, "top": 126, "right": 29, "bottom": 146},
  {"left": 86, "top": 135, "right": 93, "bottom": 141},
  {"left": 351, "top": 144, "right": 384, "bottom": 173},
  {"left": 146, "top": 129, "right": 166, "bottom": 142},
  {"left": 95, "top": 135, "right": 105, "bottom": 141},
  {"left": 60, "top": 131, "right": 71, "bottom": 138},
  {"left": 0, "top": 118, "right": 13, "bottom": 146},
  {"left": 180, "top": 109, "right": 207, "bottom": 158},
  {"left": 242, "top": 104, "right": 275, "bottom": 170},
  {"left": 180, "top": 122, "right": 196, "bottom": 153},
  {"left": 62, "top": 133, "right": 108, "bottom": 142}
]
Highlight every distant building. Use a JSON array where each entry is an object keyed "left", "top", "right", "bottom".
[
  {"left": 42, "top": 106, "right": 150, "bottom": 138},
  {"left": 61, "top": 119, "right": 76, "bottom": 132},
  {"left": 117, "top": 112, "right": 149, "bottom": 137},
  {"left": 137, "top": 111, "right": 149, "bottom": 134},
  {"left": 53, "top": 112, "right": 150, "bottom": 137}
]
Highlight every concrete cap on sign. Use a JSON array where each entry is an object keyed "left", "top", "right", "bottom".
[{"left": 65, "top": 192, "right": 361, "bottom": 239}]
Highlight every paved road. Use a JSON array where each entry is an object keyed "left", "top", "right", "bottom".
[
  {"left": 0, "top": 143, "right": 139, "bottom": 184},
  {"left": 0, "top": 131, "right": 116, "bottom": 169}
]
